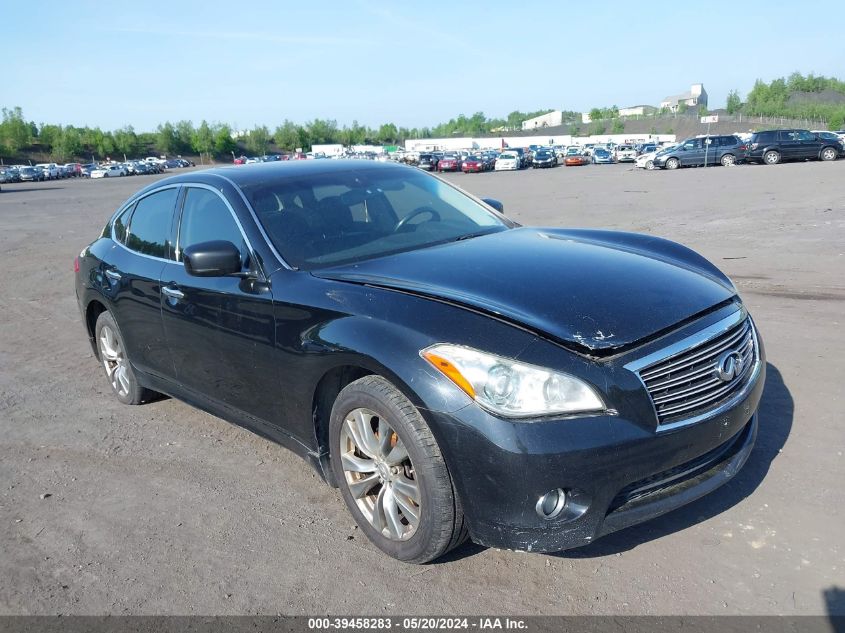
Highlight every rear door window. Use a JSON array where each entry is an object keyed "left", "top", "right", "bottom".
[{"left": 125, "top": 187, "right": 179, "bottom": 259}]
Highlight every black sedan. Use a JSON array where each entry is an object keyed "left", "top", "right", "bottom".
[
  {"left": 75, "top": 161, "right": 764, "bottom": 563},
  {"left": 531, "top": 149, "right": 557, "bottom": 168}
]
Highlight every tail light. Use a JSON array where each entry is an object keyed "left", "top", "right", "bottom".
[
  {"left": 73, "top": 256, "right": 80, "bottom": 273},
  {"left": 739, "top": 144, "right": 748, "bottom": 151}
]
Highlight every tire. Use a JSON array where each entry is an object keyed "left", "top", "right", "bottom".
[
  {"left": 820, "top": 147, "right": 837, "bottom": 161},
  {"left": 330, "top": 375, "right": 467, "bottom": 563},
  {"left": 665, "top": 157, "right": 680, "bottom": 170},
  {"left": 94, "top": 311, "right": 155, "bottom": 405},
  {"left": 763, "top": 150, "right": 780, "bottom": 165},
  {"left": 720, "top": 154, "right": 736, "bottom": 167},
  {"left": 645, "top": 160, "right": 654, "bottom": 170}
]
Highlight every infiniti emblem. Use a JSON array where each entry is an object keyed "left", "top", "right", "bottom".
[{"left": 714, "top": 350, "right": 744, "bottom": 382}]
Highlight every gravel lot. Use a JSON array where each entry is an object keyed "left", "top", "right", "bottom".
[{"left": 1, "top": 161, "right": 843, "bottom": 616}]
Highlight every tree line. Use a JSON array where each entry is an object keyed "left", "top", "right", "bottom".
[
  {"left": 3, "top": 74, "right": 843, "bottom": 161},
  {"left": 0, "top": 107, "right": 580, "bottom": 162}
]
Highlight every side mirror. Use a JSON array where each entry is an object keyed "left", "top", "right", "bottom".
[
  {"left": 482, "top": 198, "right": 505, "bottom": 214},
  {"left": 183, "top": 240, "right": 242, "bottom": 277}
]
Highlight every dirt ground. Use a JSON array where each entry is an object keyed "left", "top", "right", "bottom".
[{"left": 0, "top": 160, "right": 843, "bottom": 616}]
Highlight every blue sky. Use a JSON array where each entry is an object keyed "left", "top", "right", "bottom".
[{"left": 2, "top": 1, "right": 844, "bottom": 132}]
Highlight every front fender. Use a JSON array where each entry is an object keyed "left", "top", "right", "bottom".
[{"left": 549, "top": 228, "right": 736, "bottom": 292}]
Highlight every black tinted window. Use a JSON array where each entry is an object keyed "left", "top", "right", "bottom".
[
  {"left": 755, "top": 131, "right": 776, "bottom": 143},
  {"left": 126, "top": 188, "right": 178, "bottom": 258},
  {"left": 179, "top": 188, "right": 247, "bottom": 265}
]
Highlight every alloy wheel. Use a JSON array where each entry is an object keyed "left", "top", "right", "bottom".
[
  {"left": 821, "top": 148, "right": 836, "bottom": 161},
  {"left": 339, "top": 407, "right": 420, "bottom": 541},
  {"left": 721, "top": 154, "right": 736, "bottom": 166},
  {"left": 98, "top": 325, "right": 130, "bottom": 397}
]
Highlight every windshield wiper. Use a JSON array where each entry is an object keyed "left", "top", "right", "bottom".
[{"left": 453, "top": 229, "right": 498, "bottom": 242}]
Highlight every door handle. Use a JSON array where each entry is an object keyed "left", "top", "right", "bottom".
[
  {"left": 104, "top": 269, "right": 122, "bottom": 281},
  {"left": 161, "top": 286, "right": 185, "bottom": 300}
]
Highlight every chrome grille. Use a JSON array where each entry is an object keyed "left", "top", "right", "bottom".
[{"left": 638, "top": 317, "right": 756, "bottom": 425}]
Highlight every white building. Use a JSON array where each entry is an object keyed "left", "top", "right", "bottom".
[
  {"left": 521, "top": 111, "right": 564, "bottom": 130},
  {"left": 660, "top": 84, "right": 708, "bottom": 112},
  {"left": 618, "top": 105, "right": 658, "bottom": 117}
]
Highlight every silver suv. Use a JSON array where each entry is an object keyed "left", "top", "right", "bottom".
[{"left": 653, "top": 135, "right": 747, "bottom": 169}]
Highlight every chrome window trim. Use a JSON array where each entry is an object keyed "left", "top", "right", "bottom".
[
  {"left": 624, "top": 308, "right": 762, "bottom": 433},
  {"left": 210, "top": 173, "right": 295, "bottom": 270},
  {"left": 111, "top": 184, "right": 182, "bottom": 264}
]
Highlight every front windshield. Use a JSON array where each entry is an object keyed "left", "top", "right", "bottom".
[{"left": 243, "top": 166, "right": 509, "bottom": 270}]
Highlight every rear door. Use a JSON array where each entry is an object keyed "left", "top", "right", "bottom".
[
  {"left": 104, "top": 186, "right": 180, "bottom": 380},
  {"left": 159, "top": 185, "right": 279, "bottom": 423}
]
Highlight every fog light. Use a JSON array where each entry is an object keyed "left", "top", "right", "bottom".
[{"left": 536, "top": 488, "right": 567, "bottom": 520}]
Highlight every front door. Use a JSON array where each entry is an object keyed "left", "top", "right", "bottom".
[{"left": 159, "top": 186, "right": 279, "bottom": 423}]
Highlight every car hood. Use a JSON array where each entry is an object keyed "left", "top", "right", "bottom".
[{"left": 312, "top": 227, "right": 736, "bottom": 354}]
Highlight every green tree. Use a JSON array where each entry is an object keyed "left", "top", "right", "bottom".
[
  {"left": 726, "top": 89, "right": 742, "bottom": 114},
  {"left": 212, "top": 123, "right": 236, "bottom": 156},
  {"left": 174, "top": 120, "right": 195, "bottom": 154},
  {"left": 38, "top": 124, "right": 62, "bottom": 151},
  {"left": 0, "top": 107, "right": 33, "bottom": 154},
  {"left": 589, "top": 108, "right": 603, "bottom": 122},
  {"left": 377, "top": 122, "right": 399, "bottom": 144},
  {"left": 245, "top": 125, "right": 270, "bottom": 155},
  {"left": 568, "top": 123, "right": 580, "bottom": 136},
  {"left": 611, "top": 118, "right": 624, "bottom": 134},
  {"left": 306, "top": 119, "right": 338, "bottom": 145},
  {"left": 590, "top": 121, "right": 607, "bottom": 135},
  {"left": 677, "top": 101, "right": 689, "bottom": 114},
  {"left": 113, "top": 126, "right": 139, "bottom": 157},
  {"left": 155, "top": 122, "right": 179, "bottom": 155},
  {"left": 698, "top": 104, "right": 709, "bottom": 116},
  {"left": 274, "top": 120, "right": 301, "bottom": 151},
  {"left": 53, "top": 126, "right": 83, "bottom": 160},
  {"left": 191, "top": 120, "right": 214, "bottom": 160}
]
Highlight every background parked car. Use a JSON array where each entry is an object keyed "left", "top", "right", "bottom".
[
  {"left": 654, "top": 135, "right": 747, "bottom": 169},
  {"left": 531, "top": 149, "right": 557, "bottom": 168},
  {"left": 35, "top": 163, "right": 60, "bottom": 180},
  {"left": 416, "top": 154, "right": 438, "bottom": 171},
  {"left": 437, "top": 154, "right": 462, "bottom": 172},
  {"left": 18, "top": 166, "right": 45, "bottom": 182},
  {"left": 613, "top": 145, "right": 637, "bottom": 163},
  {"left": 746, "top": 129, "right": 843, "bottom": 165},
  {"left": 90, "top": 164, "right": 127, "bottom": 178},
  {"left": 495, "top": 152, "right": 520, "bottom": 171},
  {"left": 461, "top": 154, "right": 487, "bottom": 173}
]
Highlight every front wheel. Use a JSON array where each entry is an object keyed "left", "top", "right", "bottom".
[
  {"left": 763, "top": 150, "right": 780, "bottom": 165},
  {"left": 821, "top": 147, "right": 837, "bottom": 161},
  {"left": 645, "top": 160, "right": 655, "bottom": 170},
  {"left": 665, "top": 157, "right": 680, "bottom": 170},
  {"left": 330, "top": 375, "right": 467, "bottom": 563}
]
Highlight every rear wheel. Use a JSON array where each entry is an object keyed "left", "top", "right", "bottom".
[
  {"left": 94, "top": 311, "right": 155, "bottom": 405},
  {"left": 821, "top": 147, "right": 837, "bottom": 161},
  {"left": 645, "top": 160, "right": 655, "bottom": 170},
  {"left": 665, "top": 157, "right": 680, "bottom": 170},
  {"left": 720, "top": 154, "right": 736, "bottom": 167},
  {"left": 763, "top": 150, "right": 780, "bottom": 165},
  {"left": 330, "top": 375, "right": 467, "bottom": 563}
]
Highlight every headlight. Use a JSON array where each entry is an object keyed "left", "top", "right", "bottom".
[{"left": 421, "top": 344, "right": 605, "bottom": 418}]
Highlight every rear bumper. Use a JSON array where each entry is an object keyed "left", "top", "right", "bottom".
[{"left": 425, "top": 357, "right": 765, "bottom": 553}]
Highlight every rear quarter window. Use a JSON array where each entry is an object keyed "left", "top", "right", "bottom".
[{"left": 125, "top": 188, "right": 179, "bottom": 259}]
